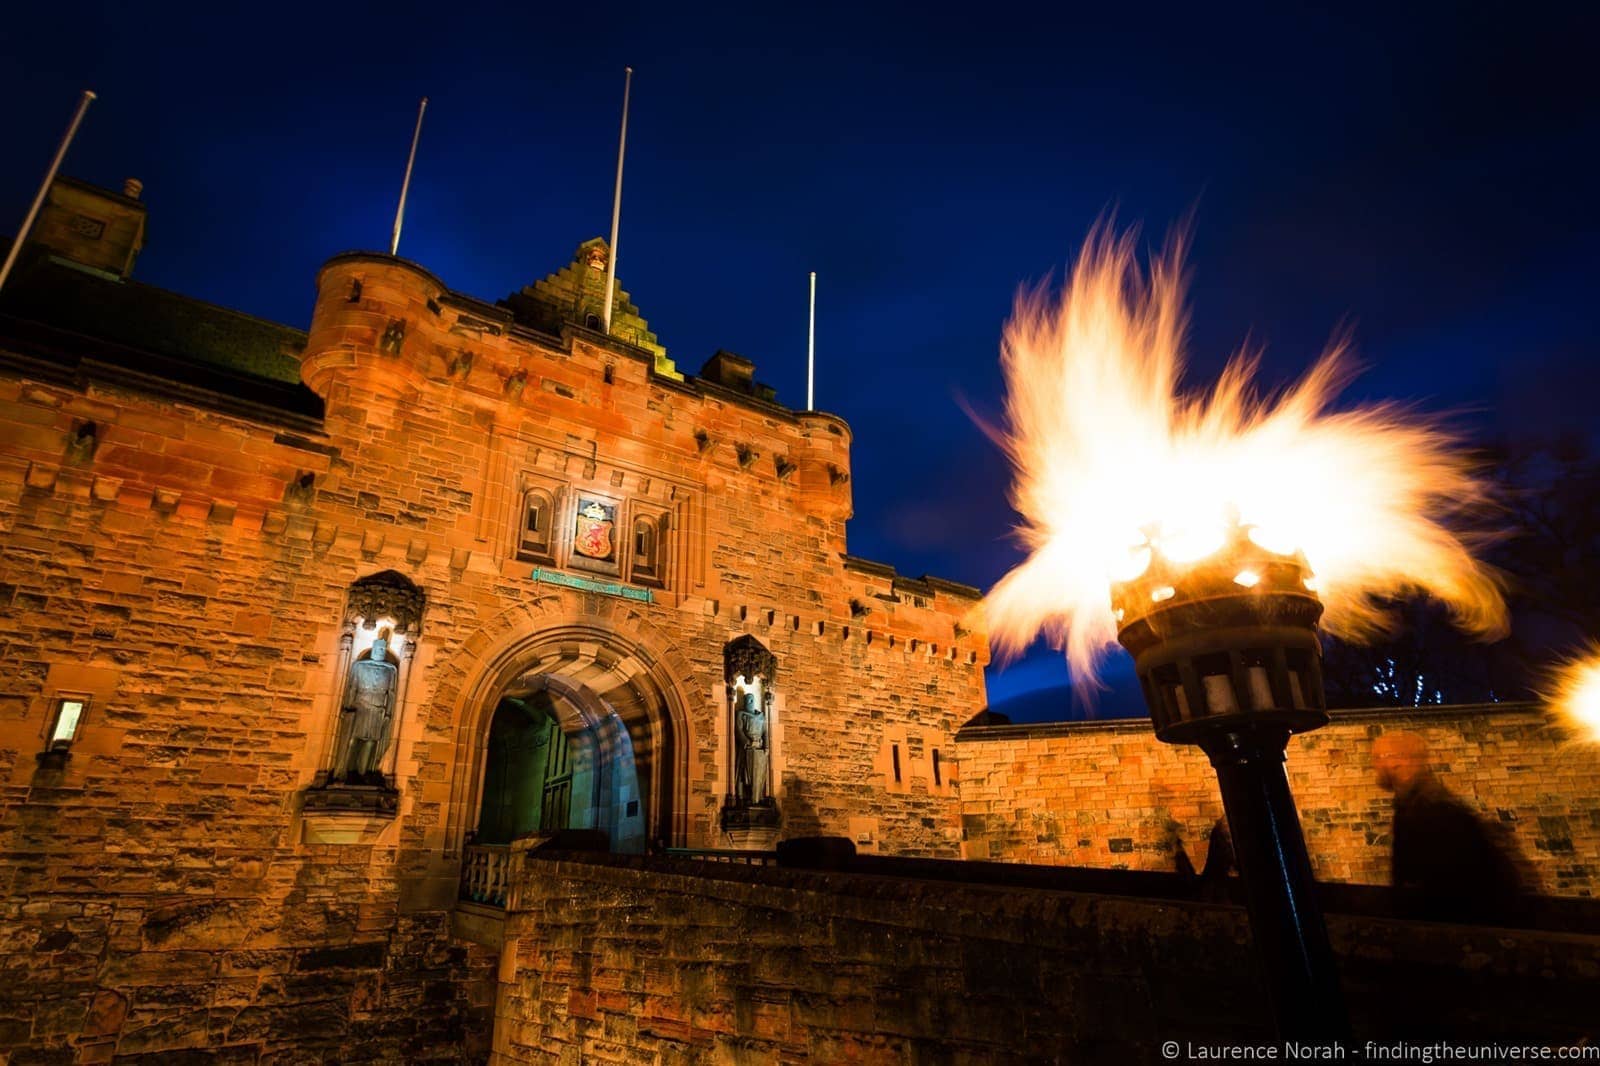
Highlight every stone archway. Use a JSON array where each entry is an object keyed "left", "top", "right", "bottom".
[
  {"left": 439, "top": 599, "right": 696, "bottom": 856},
  {"left": 474, "top": 675, "right": 648, "bottom": 852}
]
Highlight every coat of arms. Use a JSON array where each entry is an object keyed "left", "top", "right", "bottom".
[{"left": 573, "top": 499, "right": 615, "bottom": 560}]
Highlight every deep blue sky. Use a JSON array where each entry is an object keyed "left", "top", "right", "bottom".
[{"left": 3, "top": 2, "right": 1594, "bottom": 719}]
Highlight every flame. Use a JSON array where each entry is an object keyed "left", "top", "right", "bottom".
[
  {"left": 1550, "top": 649, "right": 1600, "bottom": 742},
  {"left": 981, "top": 225, "right": 1507, "bottom": 683}
]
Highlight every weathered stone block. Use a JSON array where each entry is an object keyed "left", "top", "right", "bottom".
[{"left": 293, "top": 941, "right": 389, "bottom": 972}]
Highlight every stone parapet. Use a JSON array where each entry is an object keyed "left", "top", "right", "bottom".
[
  {"left": 955, "top": 701, "right": 1600, "bottom": 896},
  {"left": 490, "top": 848, "right": 1600, "bottom": 1063}
]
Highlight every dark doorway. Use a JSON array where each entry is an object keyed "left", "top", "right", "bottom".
[
  {"left": 474, "top": 685, "right": 646, "bottom": 851},
  {"left": 475, "top": 694, "right": 572, "bottom": 844}
]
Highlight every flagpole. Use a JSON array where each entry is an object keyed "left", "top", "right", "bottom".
[
  {"left": 0, "top": 89, "right": 96, "bottom": 296},
  {"left": 601, "top": 66, "right": 633, "bottom": 335},
  {"left": 807, "top": 271, "right": 817, "bottom": 410},
  {"left": 389, "top": 96, "right": 428, "bottom": 257}
]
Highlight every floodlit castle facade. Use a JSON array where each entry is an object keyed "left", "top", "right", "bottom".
[{"left": 3, "top": 178, "right": 1596, "bottom": 1064}]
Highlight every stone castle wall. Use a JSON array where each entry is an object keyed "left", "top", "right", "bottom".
[
  {"left": 956, "top": 703, "right": 1600, "bottom": 896},
  {"left": 0, "top": 251, "right": 985, "bottom": 1058},
  {"left": 490, "top": 849, "right": 1600, "bottom": 1064}
]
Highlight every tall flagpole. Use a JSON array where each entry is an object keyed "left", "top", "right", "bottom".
[
  {"left": 389, "top": 97, "right": 428, "bottom": 256},
  {"left": 602, "top": 66, "right": 633, "bottom": 335},
  {"left": 807, "top": 271, "right": 817, "bottom": 410},
  {"left": 0, "top": 89, "right": 96, "bottom": 296}
]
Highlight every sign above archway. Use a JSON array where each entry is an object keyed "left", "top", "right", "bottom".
[{"left": 529, "top": 566, "right": 653, "bottom": 604}]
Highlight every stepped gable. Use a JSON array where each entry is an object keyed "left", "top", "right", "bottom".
[{"left": 501, "top": 236, "right": 680, "bottom": 380}]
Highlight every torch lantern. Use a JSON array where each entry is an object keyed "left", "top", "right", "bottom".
[{"left": 1112, "top": 521, "right": 1348, "bottom": 1040}]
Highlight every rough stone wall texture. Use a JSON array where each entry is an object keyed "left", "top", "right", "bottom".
[
  {"left": 956, "top": 703, "right": 1600, "bottom": 896},
  {"left": 493, "top": 851, "right": 1600, "bottom": 1064},
  {"left": 0, "top": 901, "right": 494, "bottom": 1064},
  {"left": 0, "top": 252, "right": 985, "bottom": 1057}
]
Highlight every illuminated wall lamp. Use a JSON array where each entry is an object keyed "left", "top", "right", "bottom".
[{"left": 37, "top": 695, "right": 89, "bottom": 769}]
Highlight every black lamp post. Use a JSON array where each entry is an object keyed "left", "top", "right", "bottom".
[{"left": 1111, "top": 523, "right": 1348, "bottom": 1041}]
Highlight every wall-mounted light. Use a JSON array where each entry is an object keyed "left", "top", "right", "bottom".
[
  {"left": 37, "top": 695, "right": 89, "bottom": 769},
  {"left": 352, "top": 616, "right": 402, "bottom": 659}
]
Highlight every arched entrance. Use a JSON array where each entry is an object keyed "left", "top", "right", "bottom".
[
  {"left": 474, "top": 677, "right": 647, "bottom": 852},
  {"left": 452, "top": 622, "right": 690, "bottom": 856}
]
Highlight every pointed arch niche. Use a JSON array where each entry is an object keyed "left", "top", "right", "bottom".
[
  {"left": 303, "top": 570, "right": 425, "bottom": 834},
  {"left": 719, "top": 635, "right": 780, "bottom": 850}
]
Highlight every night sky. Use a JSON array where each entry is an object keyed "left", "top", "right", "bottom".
[{"left": 3, "top": 3, "right": 1594, "bottom": 720}]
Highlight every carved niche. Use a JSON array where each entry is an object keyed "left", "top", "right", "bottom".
[
  {"left": 721, "top": 637, "right": 779, "bottom": 845},
  {"left": 308, "top": 571, "right": 425, "bottom": 817}
]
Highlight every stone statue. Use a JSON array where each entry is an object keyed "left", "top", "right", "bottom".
[
  {"left": 338, "top": 629, "right": 399, "bottom": 782},
  {"left": 735, "top": 688, "right": 770, "bottom": 805}
]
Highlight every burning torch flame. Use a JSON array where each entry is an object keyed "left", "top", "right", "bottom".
[
  {"left": 982, "top": 225, "right": 1507, "bottom": 683},
  {"left": 1550, "top": 650, "right": 1600, "bottom": 743}
]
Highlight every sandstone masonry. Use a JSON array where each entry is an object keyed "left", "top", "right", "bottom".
[
  {"left": 956, "top": 702, "right": 1600, "bottom": 896},
  {"left": 0, "top": 179, "right": 986, "bottom": 1062}
]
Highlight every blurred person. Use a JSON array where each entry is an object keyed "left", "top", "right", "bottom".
[
  {"left": 1198, "top": 817, "right": 1235, "bottom": 902},
  {"left": 1372, "top": 731, "right": 1527, "bottom": 924}
]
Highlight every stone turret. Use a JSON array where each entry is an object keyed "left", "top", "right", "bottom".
[
  {"left": 794, "top": 411, "right": 853, "bottom": 522},
  {"left": 303, "top": 254, "right": 454, "bottom": 406}
]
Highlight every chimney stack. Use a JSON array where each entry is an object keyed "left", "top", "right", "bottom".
[{"left": 28, "top": 176, "right": 148, "bottom": 279}]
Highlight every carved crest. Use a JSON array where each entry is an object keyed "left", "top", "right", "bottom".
[{"left": 573, "top": 499, "right": 615, "bottom": 561}]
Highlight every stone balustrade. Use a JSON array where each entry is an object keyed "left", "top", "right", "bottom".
[{"left": 459, "top": 844, "right": 512, "bottom": 907}]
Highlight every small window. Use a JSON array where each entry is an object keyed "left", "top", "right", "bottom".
[
  {"left": 630, "top": 513, "right": 667, "bottom": 588},
  {"left": 932, "top": 749, "right": 942, "bottom": 787},
  {"left": 48, "top": 698, "right": 87, "bottom": 750},
  {"left": 891, "top": 743, "right": 901, "bottom": 783},
  {"left": 517, "top": 489, "right": 556, "bottom": 562}
]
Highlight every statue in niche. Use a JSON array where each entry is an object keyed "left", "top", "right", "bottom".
[
  {"left": 721, "top": 635, "right": 779, "bottom": 845},
  {"left": 734, "top": 683, "right": 771, "bottom": 806},
  {"left": 337, "top": 628, "right": 400, "bottom": 783}
]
